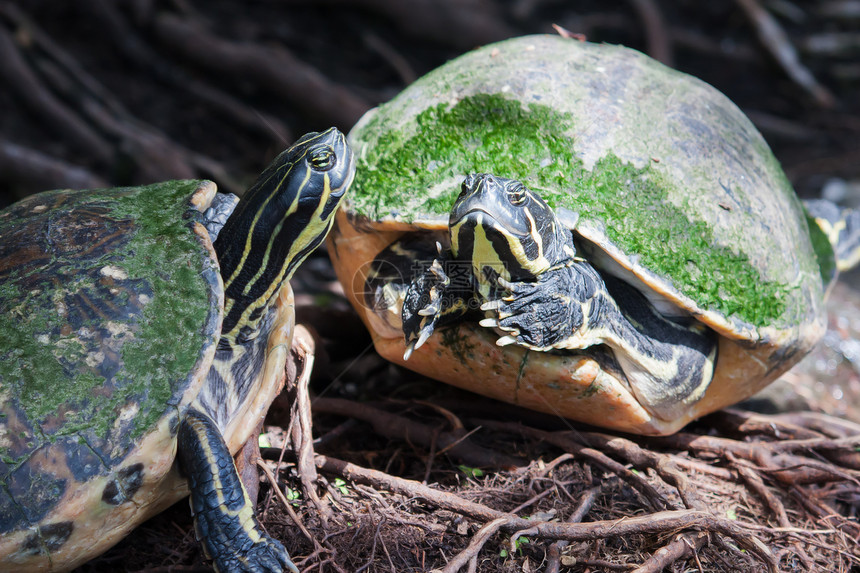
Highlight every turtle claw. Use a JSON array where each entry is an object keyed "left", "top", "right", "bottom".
[
  {"left": 496, "top": 335, "right": 518, "bottom": 347},
  {"left": 479, "top": 317, "right": 499, "bottom": 328},
  {"left": 417, "top": 306, "right": 437, "bottom": 317},
  {"left": 416, "top": 324, "right": 434, "bottom": 349},
  {"left": 404, "top": 322, "right": 435, "bottom": 360},
  {"left": 480, "top": 299, "right": 503, "bottom": 312},
  {"left": 496, "top": 276, "right": 515, "bottom": 290},
  {"left": 428, "top": 258, "right": 449, "bottom": 283},
  {"left": 418, "top": 291, "right": 443, "bottom": 316}
]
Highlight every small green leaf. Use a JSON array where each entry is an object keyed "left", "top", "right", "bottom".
[
  {"left": 726, "top": 508, "right": 738, "bottom": 520},
  {"left": 285, "top": 487, "right": 300, "bottom": 504},
  {"left": 514, "top": 536, "right": 530, "bottom": 554},
  {"left": 458, "top": 465, "right": 485, "bottom": 478},
  {"left": 333, "top": 478, "right": 349, "bottom": 495}
]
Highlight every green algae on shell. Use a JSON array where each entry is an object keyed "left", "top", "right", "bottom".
[{"left": 0, "top": 180, "right": 221, "bottom": 515}]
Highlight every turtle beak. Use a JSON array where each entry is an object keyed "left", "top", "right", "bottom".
[
  {"left": 450, "top": 173, "right": 504, "bottom": 226},
  {"left": 450, "top": 174, "right": 533, "bottom": 244}
]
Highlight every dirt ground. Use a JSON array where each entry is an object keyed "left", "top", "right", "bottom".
[{"left": 2, "top": 1, "right": 860, "bottom": 572}]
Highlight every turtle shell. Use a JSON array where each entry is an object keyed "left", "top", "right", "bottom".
[
  {"left": 328, "top": 36, "right": 830, "bottom": 434},
  {"left": 0, "top": 180, "right": 223, "bottom": 568}
]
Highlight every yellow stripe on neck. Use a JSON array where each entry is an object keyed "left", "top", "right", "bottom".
[{"left": 225, "top": 174, "right": 333, "bottom": 341}]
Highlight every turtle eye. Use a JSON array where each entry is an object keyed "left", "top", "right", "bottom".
[
  {"left": 308, "top": 145, "right": 336, "bottom": 171},
  {"left": 507, "top": 183, "right": 527, "bottom": 206},
  {"left": 458, "top": 174, "right": 477, "bottom": 200},
  {"left": 457, "top": 183, "right": 469, "bottom": 201}
]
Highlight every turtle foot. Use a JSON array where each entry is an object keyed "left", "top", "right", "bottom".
[
  {"left": 177, "top": 409, "right": 298, "bottom": 573},
  {"left": 206, "top": 529, "right": 298, "bottom": 573},
  {"left": 480, "top": 270, "right": 583, "bottom": 351},
  {"left": 402, "top": 258, "right": 450, "bottom": 358}
]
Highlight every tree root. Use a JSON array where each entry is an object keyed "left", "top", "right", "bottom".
[
  {"left": 631, "top": 531, "right": 708, "bottom": 573},
  {"left": 0, "top": 20, "right": 113, "bottom": 165},
  {"left": 0, "top": 139, "right": 106, "bottom": 194},
  {"left": 273, "top": 389, "right": 860, "bottom": 571},
  {"left": 82, "top": 0, "right": 292, "bottom": 144},
  {"left": 544, "top": 485, "right": 600, "bottom": 573},
  {"left": 313, "top": 397, "right": 525, "bottom": 470},
  {"left": 0, "top": 3, "right": 241, "bottom": 191},
  {"left": 278, "top": 0, "right": 514, "bottom": 49},
  {"left": 477, "top": 420, "right": 673, "bottom": 511},
  {"left": 149, "top": 12, "right": 370, "bottom": 130},
  {"left": 734, "top": 0, "right": 836, "bottom": 107},
  {"left": 309, "top": 454, "right": 781, "bottom": 571}
]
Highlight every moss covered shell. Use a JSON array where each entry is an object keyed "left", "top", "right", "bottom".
[
  {"left": 0, "top": 180, "right": 222, "bottom": 542},
  {"left": 345, "top": 35, "right": 825, "bottom": 347}
]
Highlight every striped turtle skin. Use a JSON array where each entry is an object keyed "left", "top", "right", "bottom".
[
  {"left": 400, "top": 174, "right": 718, "bottom": 421},
  {"left": 0, "top": 128, "right": 354, "bottom": 572}
]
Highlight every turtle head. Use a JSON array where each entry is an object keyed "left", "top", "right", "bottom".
[
  {"left": 449, "top": 174, "right": 573, "bottom": 284},
  {"left": 261, "top": 127, "right": 356, "bottom": 266},
  {"left": 216, "top": 127, "right": 355, "bottom": 342}
]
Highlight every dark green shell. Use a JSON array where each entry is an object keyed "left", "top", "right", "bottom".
[
  {"left": 346, "top": 35, "right": 826, "bottom": 348},
  {"left": 0, "top": 181, "right": 222, "bottom": 535}
]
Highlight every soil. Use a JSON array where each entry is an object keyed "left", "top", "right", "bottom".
[{"left": 2, "top": 1, "right": 859, "bottom": 572}]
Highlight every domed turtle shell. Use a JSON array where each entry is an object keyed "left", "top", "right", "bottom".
[
  {"left": 0, "top": 180, "right": 223, "bottom": 565},
  {"left": 328, "top": 35, "right": 832, "bottom": 434}
]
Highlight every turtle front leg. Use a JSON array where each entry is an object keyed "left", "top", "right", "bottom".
[
  {"left": 177, "top": 409, "right": 298, "bottom": 573},
  {"left": 401, "top": 253, "right": 473, "bottom": 359},
  {"left": 483, "top": 263, "right": 718, "bottom": 418},
  {"left": 480, "top": 261, "right": 595, "bottom": 351},
  {"left": 402, "top": 258, "right": 450, "bottom": 358}
]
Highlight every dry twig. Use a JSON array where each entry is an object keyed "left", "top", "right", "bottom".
[
  {"left": 434, "top": 517, "right": 511, "bottom": 573},
  {"left": 315, "top": 454, "right": 779, "bottom": 571},
  {"left": 478, "top": 420, "right": 672, "bottom": 510},
  {"left": 313, "top": 397, "right": 525, "bottom": 469},
  {"left": 631, "top": 531, "right": 708, "bottom": 573},
  {"left": 544, "top": 485, "right": 600, "bottom": 573}
]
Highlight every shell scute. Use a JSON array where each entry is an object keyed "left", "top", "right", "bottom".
[
  {"left": 21, "top": 521, "right": 75, "bottom": 556},
  {"left": 101, "top": 463, "right": 145, "bottom": 505},
  {"left": 2, "top": 446, "right": 68, "bottom": 533}
]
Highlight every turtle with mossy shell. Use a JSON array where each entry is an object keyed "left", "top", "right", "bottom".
[
  {"left": 327, "top": 35, "right": 860, "bottom": 436},
  {"left": 0, "top": 127, "right": 354, "bottom": 572}
]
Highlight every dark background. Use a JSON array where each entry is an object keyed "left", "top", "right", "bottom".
[
  {"left": 3, "top": 2, "right": 860, "bottom": 571},
  {"left": 2, "top": 0, "right": 858, "bottom": 209}
]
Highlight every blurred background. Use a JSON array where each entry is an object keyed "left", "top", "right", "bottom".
[
  {"left": 4, "top": 3, "right": 860, "bottom": 570},
  {"left": 1, "top": 0, "right": 858, "bottom": 415},
  {"left": 2, "top": 0, "right": 858, "bottom": 204}
]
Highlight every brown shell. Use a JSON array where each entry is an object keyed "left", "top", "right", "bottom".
[{"left": 0, "top": 180, "right": 223, "bottom": 569}]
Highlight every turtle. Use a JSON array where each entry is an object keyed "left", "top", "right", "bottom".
[
  {"left": 326, "top": 35, "right": 860, "bottom": 436},
  {"left": 0, "top": 127, "right": 355, "bottom": 572}
]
